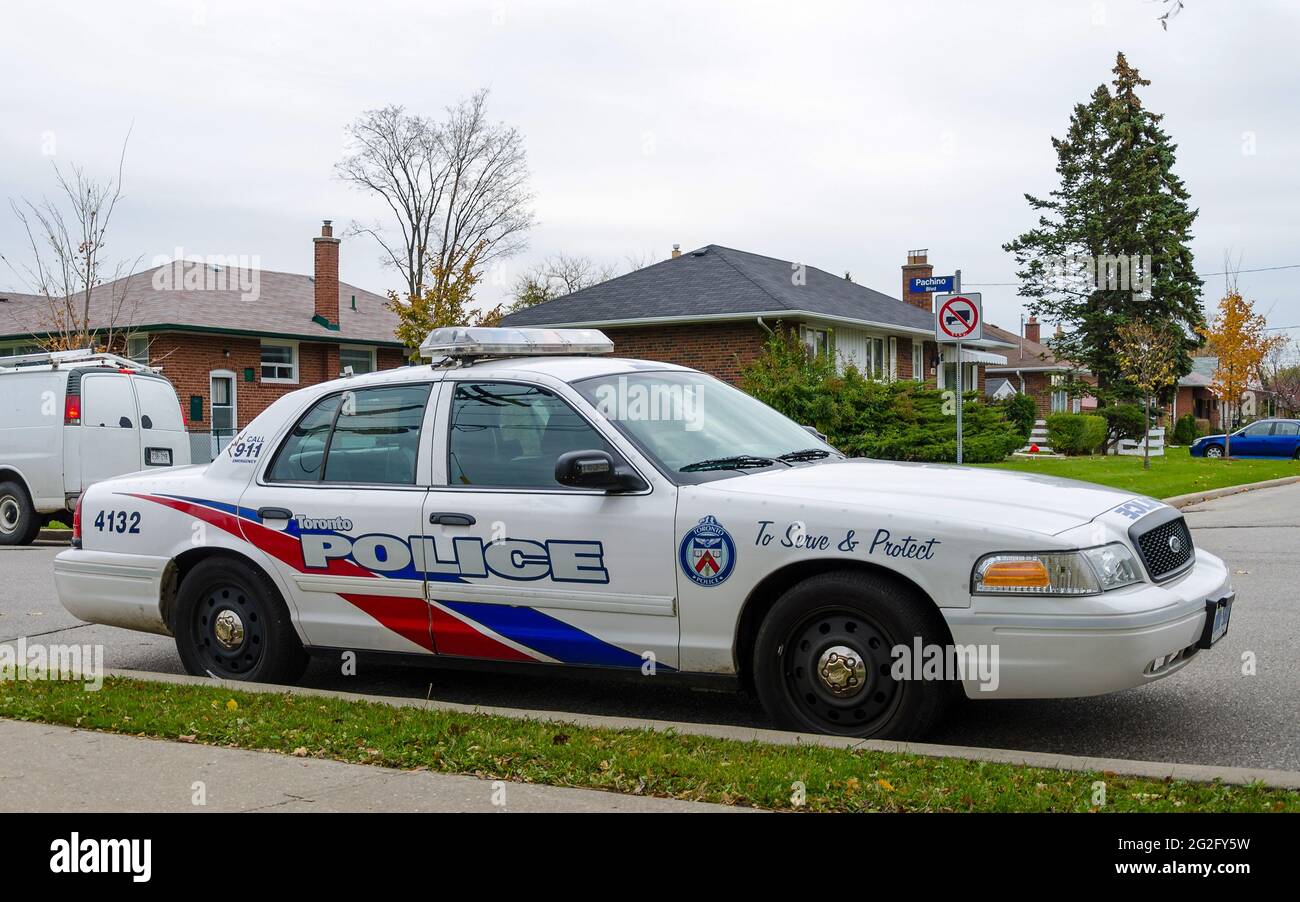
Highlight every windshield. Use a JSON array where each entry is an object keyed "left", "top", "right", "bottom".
[{"left": 573, "top": 370, "right": 838, "bottom": 480}]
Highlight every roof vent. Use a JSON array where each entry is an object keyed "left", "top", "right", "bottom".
[{"left": 691, "top": 247, "right": 707, "bottom": 257}]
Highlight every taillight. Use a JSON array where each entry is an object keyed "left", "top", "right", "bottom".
[
  {"left": 64, "top": 394, "right": 81, "bottom": 425},
  {"left": 72, "top": 494, "right": 84, "bottom": 547}
]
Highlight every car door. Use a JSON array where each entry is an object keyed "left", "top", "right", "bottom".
[
  {"left": 238, "top": 380, "right": 440, "bottom": 655},
  {"left": 1266, "top": 420, "right": 1299, "bottom": 457},
  {"left": 420, "top": 377, "right": 679, "bottom": 670},
  {"left": 1231, "top": 420, "right": 1272, "bottom": 456},
  {"left": 77, "top": 372, "right": 144, "bottom": 487},
  {"left": 131, "top": 375, "right": 191, "bottom": 468}
]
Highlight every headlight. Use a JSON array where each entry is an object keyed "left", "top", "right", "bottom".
[{"left": 972, "top": 543, "right": 1142, "bottom": 596}]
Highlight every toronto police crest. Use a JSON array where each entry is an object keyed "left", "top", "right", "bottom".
[{"left": 679, "top": 515, "right": 736, "bottom": 587}]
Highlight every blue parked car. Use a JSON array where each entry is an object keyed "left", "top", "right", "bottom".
[{"left": 1189, "top": 418, "right": 1300, "bottom": 458}]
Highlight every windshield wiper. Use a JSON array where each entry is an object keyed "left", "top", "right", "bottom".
[
  {"left": 679, "top": 454, "right": 776, "bottom": 473},
  {"left": 778, "top": 448, "right": 832, "bottom": 462}
]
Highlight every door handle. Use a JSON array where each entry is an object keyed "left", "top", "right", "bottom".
[
  {"left": 257, "top": 507, "right": 293, "bottom": 521},
  {"left": 429, "top": 511, "right": 476, "bottom": 527}
]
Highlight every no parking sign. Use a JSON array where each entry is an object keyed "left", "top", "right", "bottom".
[{"left": 935, "top": 293, "right": 983, "bottom": 343}]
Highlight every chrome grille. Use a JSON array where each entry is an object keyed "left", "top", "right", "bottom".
[{"left": 1134, "top": 514, "right": 1194, "bottom": 581}]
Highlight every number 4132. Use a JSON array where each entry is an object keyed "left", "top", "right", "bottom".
[{"left": 94, "top": 510, "right": 141, "bottom": 534}]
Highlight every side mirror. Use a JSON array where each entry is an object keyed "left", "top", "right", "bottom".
[
  {"left": 802, "top": 424, "right": 828, "bottom": 442},
  {"left": 554, "top": 449, "right": 647, "bottom": 492}
]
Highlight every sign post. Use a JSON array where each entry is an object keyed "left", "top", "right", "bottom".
[{"left": 934, "top": 285, "right": 982, "bottom": 466}]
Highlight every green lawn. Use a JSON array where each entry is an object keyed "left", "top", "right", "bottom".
[
  {"left": 982, "top": 452, "right": 1299, "bottom": 499},
  {"left": 1, "top": 676, "right": 1295, "bottom": 812}
]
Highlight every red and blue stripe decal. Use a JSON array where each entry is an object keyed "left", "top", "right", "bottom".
[{"left": 130, "top": 493, "right": 660, "bottom": 669}]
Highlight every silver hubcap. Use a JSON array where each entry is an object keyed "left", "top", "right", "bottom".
[
  {"left": 1207, "top": 447, "right": 1222, "bottom": 458},
  {"left": 213, "top": 609, "right": 246, "bottom": 650},
  {"left": 817, "top": 645, "right": 867, "bottom": 698},
  {"left": 0, "top": 497, "right": 19, "bottom": 535}
]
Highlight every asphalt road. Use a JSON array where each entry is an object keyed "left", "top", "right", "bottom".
[{"left": 4, "top": 483, "right": 1297, "bottom": 771}]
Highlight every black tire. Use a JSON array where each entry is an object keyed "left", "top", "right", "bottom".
[
  {"left": 173, "top": 557, "right": 309, "bottom": 684},
  {"left": 0, "top": 480, "right": 40, "bottom": 546},
  {"left": 752, "top": 570, "right": 953, "bottom": 739}
]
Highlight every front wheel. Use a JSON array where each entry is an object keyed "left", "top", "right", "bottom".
[
  {"left": 174, "top": 557, "right": 309, "bottom": 684},
  {"left": 752, "top": 570, "right": 953, "bottom": 739},
  {"left": 0, "top": 481, "right": 40, "bottom": 546},
  {"left": 1203, "top": 444, "right": 1224, "bottom": 459}
]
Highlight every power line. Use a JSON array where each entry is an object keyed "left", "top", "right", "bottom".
[{"left": 965, "top": 262, "right": 1300, "bottom": 287}]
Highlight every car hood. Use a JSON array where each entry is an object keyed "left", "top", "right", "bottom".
[
  {"left": 704, "top": 458, "right": 1138, "bottom": 536},
  {"left": 1195, "top": 434, "right": 1227, "bottom": 443}
]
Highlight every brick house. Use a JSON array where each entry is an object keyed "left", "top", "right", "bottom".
[
  {"left": 502, "top": 245, "right": 1012, "bottom": 389},
  {"left": 0, "top": 221, "right": 406, "bottom": 461},
  {"left": 983, "top": 316, "right": 1097, "bottom": 416}
]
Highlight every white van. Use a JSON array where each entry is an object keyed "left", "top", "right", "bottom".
[{"left": 0, "top": 349, "right": 191, "bottom": 545}]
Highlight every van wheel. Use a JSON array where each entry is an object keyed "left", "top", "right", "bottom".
[
  {"left": 173, "top": 557, "right": 308, "bottom": 684},
  {"left": 752, "top": 570, "right": 952, "bottom": 740},
  {"left": 0, "top": 481, "right": 40, "bottom": 546}
]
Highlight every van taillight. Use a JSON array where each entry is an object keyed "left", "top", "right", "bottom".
[
  {"left": 64, "top": 394, "right": 81, "bottom": 425},
  {"left": 72, "top": 494, "right": 84, "bottom": 546}
]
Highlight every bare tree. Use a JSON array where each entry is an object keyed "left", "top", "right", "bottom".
[
  {"left": 510, "top": 253, "right": 621, "bottom": 310},
  {"left": 337, "top": 91, "right": 535, "bottom": 300},
  {"left": 1262, "top": 334, "right": 1300, "bottom": 415},
  {"left": 2, "top": 132, "right": 141, "bottom": 351}
]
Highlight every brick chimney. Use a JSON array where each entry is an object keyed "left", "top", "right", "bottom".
[
  {"left": 1024, "top": 314, "right": 1040, "bottom": 344},
  {"left": 313, "top": 220, "right": 341, "bottom": 329},
  {"left": 901, "top": 249, "right": 934, "bottom": 312},
  {"left": 671, "top": 244, "right": 682, "bottom": 258}
]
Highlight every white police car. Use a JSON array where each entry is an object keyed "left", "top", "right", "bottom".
[{"left": 53, "top": 328, "right": 1235, "bottom": 738}]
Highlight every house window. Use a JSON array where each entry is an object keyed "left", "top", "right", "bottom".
[
  {"left": 210, "top": 373, "right": 236, "bottom": 434},
  {"left": 339, "top": 346, "right": 376, "bottom": 375},
  {"left": 942, "top": 358, "right": 978, "bottom": 392},
  {"left": 800, "top": 326, "right": 830, "bottom": 358},
  {"left": 868, "top": 337, "right": 885, "bottom": 378},
  {"left": 126, "top": 334, "right": 149, "bottom": 365},
  {"left": 261, "top": 341, "right": 298, "bottom": 383},
  {"left": 912, "top": 342, "right": 924, "bottom": 381}
]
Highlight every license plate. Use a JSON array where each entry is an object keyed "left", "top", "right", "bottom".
[
  {"left": 146, "top": 447, "right": 173, "bottom": 467},
  {"left": 1198, "top": 596, "right": 1233, "bottom": 649}
]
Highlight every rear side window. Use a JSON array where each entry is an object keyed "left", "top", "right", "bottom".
[
  {"left": 81, "top": 374, "right": 138, "bottom": 428},
  {"left": 1273, "top": 422, "right": 1299, "bottom": 437},
  {"left": 267, "top": 384, "right": 430, "bottom": 485},
  {"left": 134, "top": 378, "right": 183, "bottom": 431}
]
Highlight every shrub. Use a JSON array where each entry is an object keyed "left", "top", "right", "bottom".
[
  {"left": 1046, "top": 413, "right": 1107, "bottom": 455},
  {"left": 741, "top": 328, "right": 1022, "bottom": 463},
  {"left": 1172, "top": 413, "right": 1198, "bottom": 446},
  {"left": 1099, "top": 403, "right": 1146, "bottom": 451},
  {"left": 1000, "top": 393, "right": 1038, "bottom": 443}
]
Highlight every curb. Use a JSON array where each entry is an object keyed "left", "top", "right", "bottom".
[
  {"left": 1165, "top": 474, "right": 1300, "bottom": 509},
  {"left": 37, "top": 529, "right": 71, "bottom": 542},
  {"left": 105, "top": 668, "right": 1300, "bottom": 791}
]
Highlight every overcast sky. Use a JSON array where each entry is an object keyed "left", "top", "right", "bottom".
[{"left": 2, "top": 0, "right": 1297, "bottom": 340}]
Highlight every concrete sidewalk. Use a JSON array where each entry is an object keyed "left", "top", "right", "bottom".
[{"left": 0, "top": 720, "right": 750, "bottom": 813}]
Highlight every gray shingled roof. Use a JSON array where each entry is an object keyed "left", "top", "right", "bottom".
[
  {"left": 502, "top": 244, "right": 936, "bottom": 334},
  {"left": 0, "top": 262, "right": 401, "bottom": 345}
]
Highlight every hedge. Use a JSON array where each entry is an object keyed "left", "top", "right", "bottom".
[{"left": 1046, "top": 413, "right": 1108, "bottom": 455}]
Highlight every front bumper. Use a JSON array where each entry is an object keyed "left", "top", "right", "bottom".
[
  {"left": 53, "top": 549, "right": 173, "bottom": 636},
  {"left": 943, "top": 548, "right": 1232, "bottom": 699}
]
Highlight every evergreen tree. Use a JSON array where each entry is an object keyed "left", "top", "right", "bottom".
[{"left": 1004, "top": 53, "right": 1204, "bottom": 401}]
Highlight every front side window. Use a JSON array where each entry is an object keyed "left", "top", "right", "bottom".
[
  {"left": 574, "top": 371, "right": 837, "bottom": 482},
  {"left": 449, "top": 382, "right": 613, "bottom": 489},
  {"left": 267, "top": 384, "right": 429, "bottom": 485},
  {"left": 1239, "top": 420, "right": 1272, "bottom": 437},
  {"left": 261, "top": 342, "right": 297, "bottom": 382}
]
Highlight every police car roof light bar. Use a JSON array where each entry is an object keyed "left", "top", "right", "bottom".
[{"left": 419, "top": 326, "right": 615, "bottom": 361}]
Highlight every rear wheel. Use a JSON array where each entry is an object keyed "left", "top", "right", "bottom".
[
  {"left": 0, "top": 481, "right": 40, "bottom": 546},
  {"left": 752, "top": 570, "right": 953, "bottom": 739},
  {"left": 1204, "top": 444, "right": 1224, "bottom": 459},
  {"left": 173, "top": 557, "right": 308, "bottom": 684}
]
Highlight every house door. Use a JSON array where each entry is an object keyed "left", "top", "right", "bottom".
[{"left": 210, "top": 372, "right": 237, "bottom": 457}]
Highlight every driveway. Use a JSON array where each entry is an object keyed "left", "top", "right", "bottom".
[{"left": 5, "top": 482, "right": 1297, "bottom": 770}]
